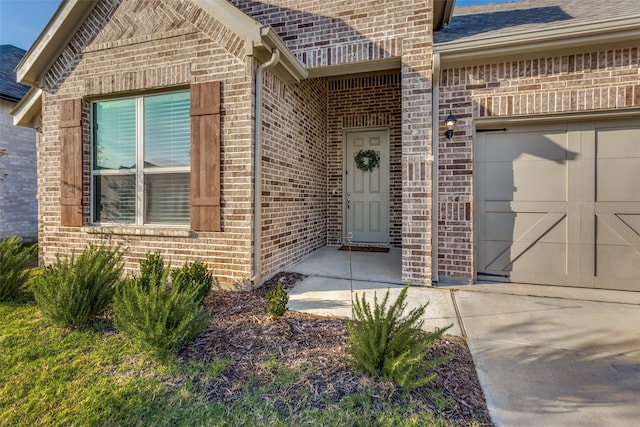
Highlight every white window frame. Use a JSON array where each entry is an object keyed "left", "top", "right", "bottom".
[{"left": 90, "top": 91, "right": 190, "bottom": 226}]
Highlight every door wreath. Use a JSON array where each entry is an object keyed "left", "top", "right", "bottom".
[{"left": 354, "top": 149, "right": 380, "bottom": 172}]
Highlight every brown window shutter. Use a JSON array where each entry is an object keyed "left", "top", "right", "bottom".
[
  {"left": 59, "top": 99, "right": 83, "bottom": 227},
  {"left": 190, "top": 82, "right": 221, "bottom": 232}
]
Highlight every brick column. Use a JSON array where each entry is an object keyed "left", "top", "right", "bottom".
[{"left": 401, "top": 36, "right": 434, "bottom": 285}]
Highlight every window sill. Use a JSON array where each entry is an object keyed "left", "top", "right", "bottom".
[{"left": 83, "top": 225, "right": 195, "bottom": 238}]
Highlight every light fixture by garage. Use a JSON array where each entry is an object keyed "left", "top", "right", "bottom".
[{"left": 444, "top": 111, "right": 457, "bottom": 140}]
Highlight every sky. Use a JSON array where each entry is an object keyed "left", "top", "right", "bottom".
[
  {"left": 0, "top": 0, "right": 62, "bottom": 50},
  {"left": 0, "top": 0, "right": 519, "bottom": 51}
]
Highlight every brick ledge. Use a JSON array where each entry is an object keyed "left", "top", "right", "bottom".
[{"left": 82, "top": 226, "right": 194, "bottom": 238}]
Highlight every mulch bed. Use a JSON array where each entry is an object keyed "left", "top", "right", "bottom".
[{"left": 180, "top": 272, "right": 493, "bottom": 426}]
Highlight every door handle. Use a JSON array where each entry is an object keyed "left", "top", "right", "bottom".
[{"left": 347, "top": 192, "right": 351, "bottom": 209}]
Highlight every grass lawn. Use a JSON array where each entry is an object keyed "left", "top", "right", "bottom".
[{"left": 0, "top": 298, "right": 457, "bottom": 427}]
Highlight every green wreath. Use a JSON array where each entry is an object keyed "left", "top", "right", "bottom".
[{"left": 354, "top": 149, "right": 380, "bottom": 172}]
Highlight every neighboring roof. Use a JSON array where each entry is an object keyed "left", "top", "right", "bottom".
[
  {"left": 435, "top": 0, "right": 640, "bottom": 66},
  {"left": 0, "top": 45, "right": 30, "bottom": 102}
]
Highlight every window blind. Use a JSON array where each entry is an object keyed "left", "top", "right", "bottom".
[
  {"left": 144, "top": 173, "right": 190, "bottom": 224},
  {"left": 143, "top": 92, "right": 191, "bottom": 168},
  {"left": 94, "top": 99, "right": 136, "bottom": 170},
  {"left": 92, "top": 91, "right": 191, "bottom": 225}
]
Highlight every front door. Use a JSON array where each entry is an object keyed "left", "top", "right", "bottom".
[{"left": 345, "top": 129, "right": 389, "bottom": 244}]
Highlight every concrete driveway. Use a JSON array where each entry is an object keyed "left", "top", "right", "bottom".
[
  {"left": 456, "top": 285, "right": 640, "bottom": 427},
  {"left": 285, "top": 246, "right": 640, "bottom": 426}
]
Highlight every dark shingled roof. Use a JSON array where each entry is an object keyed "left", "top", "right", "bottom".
[
  {"left": 435, "top": 0, "right": 640, "bottom": 44},
  {"left": 0, "top": 45, "right": 30, "bottom": 102}
]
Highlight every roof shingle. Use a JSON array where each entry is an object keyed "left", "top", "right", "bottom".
[
  {"left": 435, "top": 0, "right": 640, "bottom": 44},
  {"left": 0, "top": 45, "right": 30, "bottom": 102}
]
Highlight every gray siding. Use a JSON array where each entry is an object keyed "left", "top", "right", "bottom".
[{"left": 0, "top": 99, "right": 37, "bottom": 241}]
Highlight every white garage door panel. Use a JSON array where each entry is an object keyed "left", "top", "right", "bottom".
[
  {"left": 593, "top": 125, "right": 640, "bottom": 291},
  {"left": 597, "top": 159, "right": 640, "bottom": 201},
  {"left": 485, "top": 212, "right": 567, "bottom": 244},
  {"left": 476, "top": 120, "right": 640, "bottom": 292},
  {"left": 484, "top": 130, "right": 568, "bottom": 161},
  {"left": 485, "top": 161, "right": 567, "bottom": 201}
]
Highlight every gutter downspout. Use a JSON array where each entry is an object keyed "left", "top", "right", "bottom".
[
  {"left": 253, "top": 47, "right": 280, "bottom": 282},
  {"left": 431, "top": 53, "right": 441, "bottom": 284}
]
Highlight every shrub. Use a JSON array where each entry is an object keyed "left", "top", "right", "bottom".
[
  {"left": 346, "top": 284, "right": 451, "bottom": 389},
  {"left": 0, "top": 237, "right": 38, "bottom": 301},
  {"left": 266, "top": 282, "right": 289, "bottom": 318},
  {"left": 31, "top": 245, "right": 124, "bottom": 327},
  {"left": 139, "top": 251, "right": 164, "bottom": 289},
  {"left": 113, "top": 268, "right": 208, "bottom": 359},
  {"left": 171, "top": 260, "right": 213, "bottom": 305}
]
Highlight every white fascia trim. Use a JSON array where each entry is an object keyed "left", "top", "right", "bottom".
[
  {"left": 256, "top": 26, "right": 308, "bottom": 83},
  {"left": 474, "top": 108, "right": 640, "bottom": 127},
  {"left": 198, "top": 2, "right": 306, "bottom": 83},
  {"left": 11, "top": 88, "right": 42, "bottom": 128},
  {"left": 16, "top": 0, "right": 97, "bottom": 87},
  {"left": 435, "top": 15, "right": 640, "bottom": 66}
]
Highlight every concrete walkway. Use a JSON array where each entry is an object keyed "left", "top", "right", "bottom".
[{"left": 285, "top": 246, "right": 640, "bottom": 427}]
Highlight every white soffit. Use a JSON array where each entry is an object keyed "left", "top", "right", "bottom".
[{"left": 12, "top": 88, "right": 42, "bottom": 128}]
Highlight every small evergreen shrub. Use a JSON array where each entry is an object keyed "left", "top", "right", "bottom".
[
  {"left": 139, "top": 252, "right": 164, "bottom": 289},
  {"left": 113, "top": 268, "right": 208, "bottom": 359},
  {"left": 267, "top": 282, "right": 289, "bottom": 318},
  {"left": 0, "top": 237, "right": 38, "bottom": 300},
  {"left": 346, "top": 284, "right": 451, "bottom": 389},
  {"left": 31, "top": 245, "right": 124, "bottom": 327},
  {"left": 171, "top": 260, "right": 213, "bottom": 305}
]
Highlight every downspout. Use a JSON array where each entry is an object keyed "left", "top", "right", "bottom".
[
  {"left": 431, "top": 52, "right": 441, "bottom": 283},
  {"left": 253, "top": 47, "right": 280, "bottom": 282}
]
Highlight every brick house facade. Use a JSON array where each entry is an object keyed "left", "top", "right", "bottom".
[{"left": 12, "top": 0, "right": 640, "bottom": 290}]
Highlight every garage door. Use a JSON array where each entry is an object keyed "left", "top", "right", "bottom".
[{"left": 475, "top": 119, "right": 640, "bottom": 291}]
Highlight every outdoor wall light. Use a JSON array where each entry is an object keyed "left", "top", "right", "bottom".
[{"left": 444, "top": 112, "right": 457, "bottom": 139}]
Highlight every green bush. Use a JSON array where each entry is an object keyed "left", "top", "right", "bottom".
[
  {"left": 267, "top": 282, "right": 289, "bottom": 318},
  {"left": 139, "top": 251, "right": 165, "bottom": 289},
  {"left": 346, "top": 284, "right": 451, "bottom": 389},
  {"left": 171, "top": 260, "right": 213, "bottom": 305},
  {"left": 31, "top": 245, "right": 124, "bottom": 327},
  {"left": 113, "top": 268, "right": 208, "bottom": 359},
  {"left": 0, "top": 237, "right": 38, "bottom": 300}
]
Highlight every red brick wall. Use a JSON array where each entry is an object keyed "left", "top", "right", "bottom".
[
  {"left": 37, "top": 0, "right": 437, "bottom": 285},
  {"left": 327, "top": 71, "right": 402, "bottom": 247},
  {"left": 234, "top": 0, "right": 435, "bottom": 284},
  {"left": 38, "top": 0, "right": 255, "bottom": 282},
  {"left": 260, "top": 73, "right": 328, "bottom": 278}
]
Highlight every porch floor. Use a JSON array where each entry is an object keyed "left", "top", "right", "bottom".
[
  {"left": 284, "top": 245, "right": 402, "bottom": 284},
  {"left": 283, "top": 245, "right": 462, "bottom": 335}
]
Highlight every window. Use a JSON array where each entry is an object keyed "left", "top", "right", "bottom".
[{"left": 92, "top": 91, "right": 191, "bottom": 225}]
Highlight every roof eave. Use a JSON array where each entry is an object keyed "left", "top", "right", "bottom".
[
  {"left": 434, "top": 0, "right": 457, "bottom": 31},
  {"left": 16, "top": 0, "right": 97, "bottom": 87},
  {"left": 255, "top": 26, "right": 309, "bottom": 84},
  {"left": 17, "top": 0, "right": 307, "bottom": 89},
  {"left": 11, "top": 88, "right": 42, "bottom": 128},
  {"left": 435, "top": 15, "right": 640, "bottom": 67}
]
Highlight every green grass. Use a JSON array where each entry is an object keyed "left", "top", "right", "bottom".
[{"left": 1, "top": 299, "right": 457, "bottom": 426}]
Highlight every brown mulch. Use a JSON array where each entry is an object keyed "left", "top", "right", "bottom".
[{"left": 180, "top": 272, "right": 493, "bottom": 426}]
